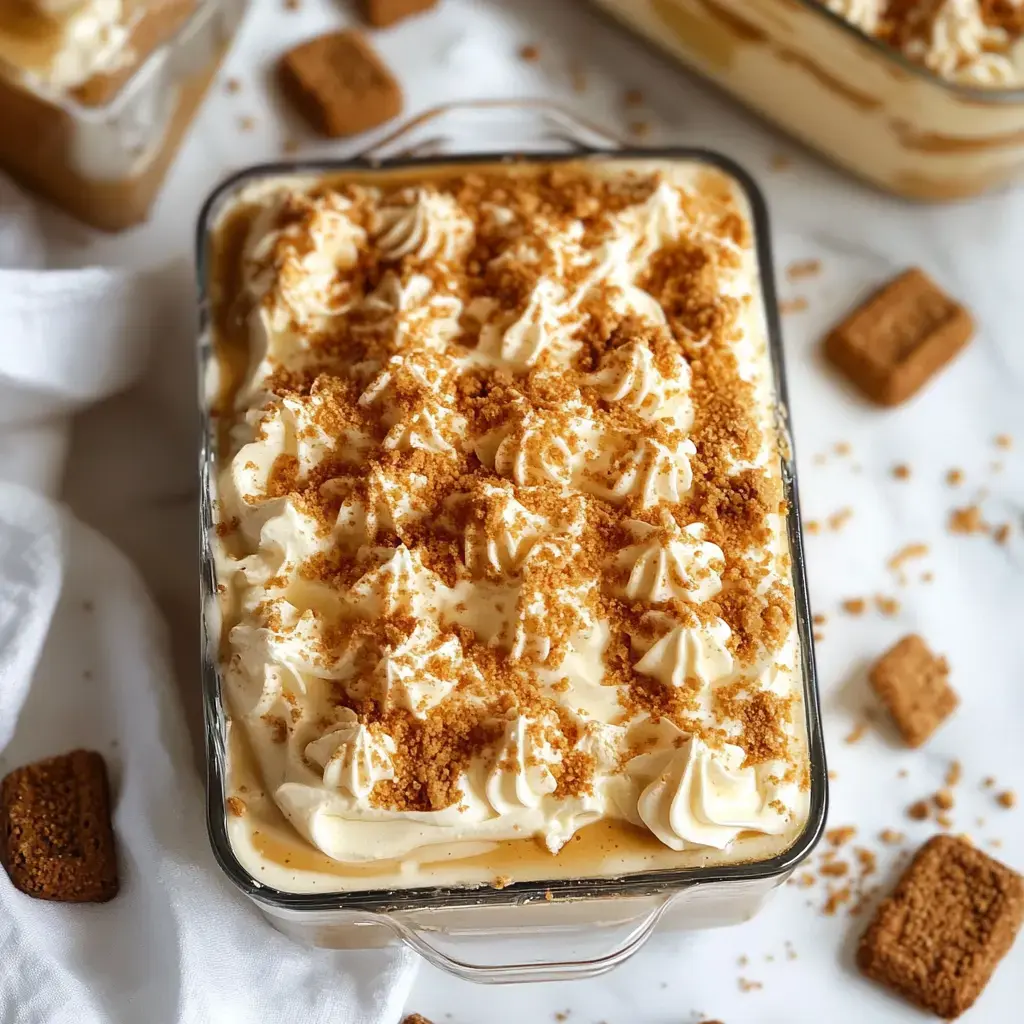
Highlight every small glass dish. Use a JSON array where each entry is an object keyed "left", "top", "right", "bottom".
[
  {"left": 195, "top": 101, "right": 828, "bottom": 983},
  {"left": 0, "top": 0, "right": 249, "bottom": 231},
  {"left": 591, "top": 0, "right": 1024, "bottom": 200}
]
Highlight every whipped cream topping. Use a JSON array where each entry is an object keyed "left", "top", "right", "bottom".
[
  {"left": 824, "top": 0, "right": 1024, "bottom": 86},
  {"left": 213, "top": 162, "right": 809, "bottom": 884},
  {"left": 2, "top": 0, "right": 145, "bottom": 93}
]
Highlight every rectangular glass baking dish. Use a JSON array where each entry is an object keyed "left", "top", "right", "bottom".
[
  {"left": 0, "top": 0, "right": 249, "bottom": 231},
  {"left": 195, "top": 101, "right": 828, "bottom": 984},
  {"left": 590, "top": 0, "right": 1024, "bottom": 200}
]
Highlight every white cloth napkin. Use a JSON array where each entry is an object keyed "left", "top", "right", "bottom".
[{"left": 0, "top": 177, "right": 418, "bottom": 1024}]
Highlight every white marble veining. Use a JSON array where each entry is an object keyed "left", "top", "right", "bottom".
[{"left": 43, "top": 0, "right": 1024, "bottom": 1020}]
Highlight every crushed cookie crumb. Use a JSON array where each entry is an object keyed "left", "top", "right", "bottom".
[
  {"left": 780, "top": 297, "right": 808, "bottom": 315},
  {"left": 892, "top": 463, "right": 911, "bottom": 480},
  {"left": 786, "top": 258, "right": 821, "bottom": 281},
  {"left": 907, "top": 799, "right": 930, "bottom": 821},
  {"left": 946, "top": 468, "right": 964, "bottom": 487},
  {"left": 996, "top": 791, "right": 1017, "bottom": 809},
  {"left": 949, "top": 505, "right": 988, "bottom": 535}
]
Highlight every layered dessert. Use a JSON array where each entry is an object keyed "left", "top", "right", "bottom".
[
  {"left": 208, "top": 160, "right": 812, "bottom": 893},
  {"left": 825, "top": 0, "right": 1024, "bottom": 86},
  {"left": 0, "top": 0, "right": 242, "bottom": 230},
  {"left": 590, "top": 0, "right": 1024, "bottom": 199}
]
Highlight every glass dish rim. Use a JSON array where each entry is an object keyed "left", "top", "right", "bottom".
[
  {"left": 195, "top": 146, "right": 829, "bottom": 915},
  {"left": 2, "top": 0, "right": 235, "bottom": 120},
  {"left": 789, "top": 0, "right": 1024, "bottom": 102}
]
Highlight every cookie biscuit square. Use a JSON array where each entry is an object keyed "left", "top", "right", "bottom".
[
  {"left": 279, "top": 31, "right": 402, "bottom": 138},
  {"left": 858, "top": 835, "right": 1024, "bottom": 1018},
  {"left": 824, "top": 268, "right": 974, "bottom": 406},
  {"left": 0, "top": 750, "right": 118, "bottom": 902},
  {"left": 869, "top": 634, "right": 958, "bottom": 747},
  {"left": 360, "top": 0, "right": 437, "bottom": 27}
]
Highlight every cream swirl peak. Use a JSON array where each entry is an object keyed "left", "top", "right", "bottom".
[
  {"left": 822, "top": 0, "right": 1024, "bottom": 86},
  {"left": 213, "top": 161, "right": 809, "bottom": 886}
]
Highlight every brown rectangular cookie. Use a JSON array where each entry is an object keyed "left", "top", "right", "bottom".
[
  {"left": 360, "top": 0, "right": 437, "bottom": 28},
  {"left": 0, "top": 750, "right": 118, "bottom": 903},
  {"left": 824, "top": 268, "right": 974, "bottom": 406},
  {"left": 278, "top": 31, "right": 402, "bottom": 138},
  {"left": 869, "top": 633, "right": 958, "bottom": 747},
  {"left": 858, "top": 835, "right": 1024, "bottom": 1018}
]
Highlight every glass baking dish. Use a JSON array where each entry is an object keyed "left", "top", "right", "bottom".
[
  {"left": 195, "top": 101, "right": 828, "bottom": 983},
  {"left": 0, "top": 0, "right": 249, "bottom": 231},
  {"left": 590, "top": 0, "right": 1024, "bottom": 200}
]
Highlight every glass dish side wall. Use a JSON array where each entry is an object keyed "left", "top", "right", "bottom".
[
  {"left": 591, "top": 0, "right": 1024, "bottom": 200},
  {"left": 0, "top": 0, "right": 248, "bottom": 231},
  {"left": 196, "top": 119, "right": 827, "bottom": 979}
]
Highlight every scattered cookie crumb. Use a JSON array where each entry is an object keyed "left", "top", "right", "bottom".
[
  {"left": 842, "top": 598, "right": 866, "bottom": 616},
  {"left": 544, "top": 889, "right": 553, "bottom": 902},
  {"left": 281, "top": 138, "right": 301, "bottom": 155},
  {"left": 493, "top": 875, "right": 512, "bottom": 889},
  {"left": 238, "top": 115, "right": 256, "bottom": 132},
  {"left": 827, "top": 826, "right": 857, "bottom": 847},
  {"left": 771, "top": 152, "right": 792, "bottom": 170},
  {"left": 780, "top": 297, "right": 809, "bottom": 315},
  {"left": 845, "top": 722, "right": 868, "bottom": 744},
  {"left": 892, "top": 463, "right": 911, "bottom": 480},
  {"left": 813, "top": 613, "right": 828, "bottom": 626},
  {"left": 553, "top": 1012, "right": 569, "bottom": 1022},
  {"left": 624, "top": 87, "right": 644, "bottom": 106},
  {"left": 880, "top": 829, "right": 905, "bottom": 845},
  {"left": 934, "top": 789, "right": 955, "bottom": 811},
  {"left": 908, "top": 800, "right": 930, "bottom": 821},
  {"left": 628, "top": 120, "right": 650, "bottom": 138},
  {"left": 994, "top": 434, "right": 1013, "bottom": 450},
  {"left": 983, "top": 776, "right": 997, "bottom": 789},
  {"left": 875, "top": 595, "right": 901, "bottom": 617},
  {"left": 805, "top": 519, "right": 821, "bottom": 535},
  {"left": 828, "top": 507, "right": 854, "bottom": 532},
  {"left": 226, "top": 796, "right": 246, "bottom": 817},
  {"left": 814, "top": 630, "right": 825, "bottom": 642},
  {"left": 949, "top": 505, "right": 988, "bottom": 535},
  {"left": 824, "top": 886, "right": 852, "bottom": 915},
  {"left": 519, "top": 43, "right": 540, "bottom": 62},
  {"left": 946, "top": 468, "right": 964, "bottom": 487},
  {"left": 738, "top": 978, "right": 763, "bottom": 992},
  {"left": 994, "top": 523, "right": 1011, "bottom": 545},
  {"left": 225, "top": 76, "right": 241, "bottom": 93},
  {"left": 821, "top": 861, "right": 850, "bottom": 878},
  {"left": 936, "top": 812, "right": 954, "bottom": 829},
  {"left": 887, "top": 543, "right": 928, "bottom": 576},
  {"left": 786, "top": 258, "right": 822, "bottom": 281},
  {"left": 996, "top": 791, "right": 1017, "bottom": 810},
  {"left": 945, "top": 761, "right": 962, "bottom": 787}
]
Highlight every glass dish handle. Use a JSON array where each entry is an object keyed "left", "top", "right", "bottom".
[
  {"left": 350, "top": 99, "right": 625, "bottom": 161},
  {"left": 385, "top": 897, "right": 674, "bottom": 984}
]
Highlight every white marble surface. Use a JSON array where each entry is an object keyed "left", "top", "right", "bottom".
[{"left": 38, "top": 0, "right": 1024, "bottom": 1020}]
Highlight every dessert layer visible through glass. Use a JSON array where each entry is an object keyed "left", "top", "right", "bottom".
[
  {"left": 0, "top": 0, "right": 236, "bottom": 231},
  {"left": 207, "top": 159, "right": 812, "bottom": 894}
]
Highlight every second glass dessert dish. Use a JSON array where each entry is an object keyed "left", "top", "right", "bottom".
[
  {"left": 590, "top": 0, "right": 1024, "bottom": 200},
  {"left": 0, "top": 0, "right": 249, "bottom": 231},
  {"left": 197, "top": 104, "right": 827, "bottom": 982}
]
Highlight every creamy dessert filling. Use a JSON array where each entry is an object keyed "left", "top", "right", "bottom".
[
  {"left": 210, "top": 161, "right": 811, "bottom": 891},
  {"left": 824, "top": 0, "right": 1024, "bottom": 86},
  {"left": 0, "top": 0, "right": 190, "bottom": 96}
]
